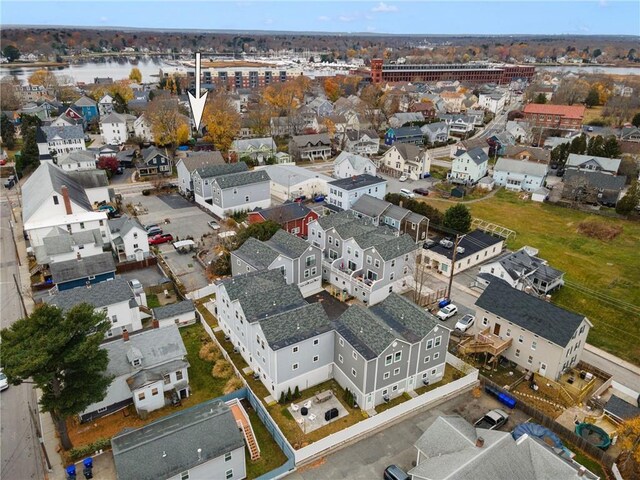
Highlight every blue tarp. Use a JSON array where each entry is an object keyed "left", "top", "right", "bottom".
[{"left": 512, "top": 423, "right": 563, "bottom": 448}]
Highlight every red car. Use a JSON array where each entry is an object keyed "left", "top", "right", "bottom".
[{"left": 149, "top": 233, "right": 174, "bottom": 245}]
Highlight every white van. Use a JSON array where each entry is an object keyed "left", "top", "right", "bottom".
[{"left": 400, "top": 188, "right": 415, "bottom": 198}]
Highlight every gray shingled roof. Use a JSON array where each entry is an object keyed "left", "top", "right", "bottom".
[
  {"left": 353, "top": 230, "right": 418, "bottom": 261},
  {"left": 44, "top": 277, "right": 134, "bottom": 311},
  {"left": 496, "top": 249, "right": 564, "bottom": 284},
  {"left": 564, "top": 170, "right": 626, "bottom": 192},
  {"left": 140, "top": 146, "right": 168, "bottom": 164},
  {"left": 219, "top": 269, "right": 307, "bottom": 322},
  {"left": 494, "top": 158, "right": 548, "bottom": 177},
  {"left": 102, "top": 324, "right": 186, "bottom": 378},
  {"left": 427, "top": 230, "right": 502, "bottom": 261},
  {"left": 394, "top": 143, "right": 422, "bottom": 162},
  {"left": 459, "top": 147, "right": 489, "bottom": 165},
  {"left": 112, "top": 399, "right": 244, "bottom": 480},
  {"left": 260, "top": 303, "right": 332, "bottom": 350},
  {"left": 335, "top": 305, "right": 398, "bottom": 360},
  {"left": 74, "top": 96, "right": 97, "bottom": 107},
  {"left": 604, "top": 394, "right": 640, "bottom": 421},
  {"left": 194, "top": 161, "right": 248, "bottom": 179},
  {"left": 35, "top": 228, "right": 103, "bottom": 263},
  {"left": 290, "top": 133, "right": 331, "bottom": 147},
  {"left": 566, "top": 153, "right": 621, "bottom": 173},
  {"left": 67, "top": 169, "right": 110, "bottom": 189},
  {"left": 252, "top": 202, "right": 313, "bottom": 223},
  {"left": 39, "top": 125, "right": 84, "bottom": 141},
  {"left": 108, "top": 215, "right": 145, "bottom": 238},
  {"left": 50, "top": 253, "right": 116, "bottom": 284},
  {"left": 370, "top": 293, "right": 439, "bottom": 343},
  {"left": 152, "top": 300, "right": 195, "bottom": 320},
  {"left": 266, "top": 229, "right": 312, "bottom": 258},
  {"left": 100, "top": 112, "right": 127, "bottom": 124},
  {"left": 233, "top": 237, "right": 280, "bottom": 270},
  {"left": 178, "top": 151, "right": 225, "bottom": 173},
  {"left": 214, "top": 169, "right": 270, "bottom": 189},
  {"left": 384, "top": 204, "right": 409, "bottom": 222},
  {"left": 57, "top": 150, "right": 96, "bottom": 166},
  {"left": 351, "top": 195, "right": 392, "bottom": 219},
  {"left": 476, "top": 278, "right": 586, "bottom": 347},
  {"left": 22, "top": 163, "right": 94, "bottom": 224}
]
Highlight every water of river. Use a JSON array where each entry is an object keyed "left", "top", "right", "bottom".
[
  {"left": 0, "top": 57, "right": 176, "bottom": 84},
  {"left": 537, "top": 65, "right": 640, "bottom": 76}
]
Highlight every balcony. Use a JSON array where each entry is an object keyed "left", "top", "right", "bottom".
[{"left": 458, "top": 328, "right": 512, "bottom": 358}]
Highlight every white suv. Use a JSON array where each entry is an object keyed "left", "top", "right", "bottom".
[{"left": 436, "top": 304, "right": 458, "bottom": 320}]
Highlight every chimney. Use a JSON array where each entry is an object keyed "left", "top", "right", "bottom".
[
  {"left": 152, "top": 319, "right": 160, "bottom": 329},
  {"left": 122, "top": 330, "right": 130, "bottom": 342},
  {"left": 61, "top": 185, "right": 73, "bottom": 215},
  {"left": 475, "top": 437, "right": 484, "bottom": 448}
]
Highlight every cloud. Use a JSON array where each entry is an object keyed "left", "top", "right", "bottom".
[
  {"left": 318, "top": 15, "right": 330, "bottom": 21},
  {"left": 99, "top": 16, "right": 108, "bottom": 23},
  {"left": 339, "top": 15, "right": 355, "bottom": 22},
  {"left": 372, "top": 2, "right": 398, "bottom": 12},
  {"left": 264, "top": 18, "right": 274, "bottom": 25}
]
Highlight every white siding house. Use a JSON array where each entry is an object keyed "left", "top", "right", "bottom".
[
  {"left": 493, "top": 158, "right": 548, "bottom": 192},
  {"left": 327, "top": 174, "right": 387, "bottom": 211},
  {"left": 449, "top": 147, "right": 489, "bottom": 185},
  {"left": 333, "top": 151, "right": 377, "bottom": 179},
  {"left": 100, "top": 112, "right": 129, "bottom": 145}
]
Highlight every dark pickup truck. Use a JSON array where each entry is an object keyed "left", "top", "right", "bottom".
[{"left": 474, "top": 409, "right": 509, "bottom": 430}]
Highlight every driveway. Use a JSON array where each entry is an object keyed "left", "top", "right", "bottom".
[
  {"left": 379, "top": 173, "right": 439, "bottom": 196},
  {"left": 286, "top": 390, "right": 530, "bottom": 480}
]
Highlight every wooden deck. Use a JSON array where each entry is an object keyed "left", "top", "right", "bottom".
[{"left": 458, "top": 329, "right": 512, "bottom": 358}]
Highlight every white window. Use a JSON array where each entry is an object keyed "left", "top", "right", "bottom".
[
  {"left": 304, "top": 269, "right": 310, "bottom": 278},
  {"left": 426, "top": 339, "right": 433, "bottom": 349},
  {"left": 225, "top": 452, "right": 232, "bottom": 462},
  {"left": 385, "top": 354, "right": 393, "bottom": 366},
  {"left": 351, "top": 368, "right": 357, "bottom": 377},
  {"left": 393, "top": 368, "right": 400, "bottom": 376},
  {"left": 506, "top": 329, "right": 511, "bottom": 337},
  {"left": 366, "top": 255, "right": 372, "bottom": 265},
  {"left": 531, "top": 341, "right": 537, "bottom": 350},
  {"left": 225, "top": 470, "right": 233, "bottom": 480},
  {"left": 394, "top": 351, "right": 402, "bottom": 362},
  {"left": 292, "top": 346, "right": 298, "bottom": 353},
  {"left": 338, "top": 354, "right": 343, "bottom": 363},
  {"left": 339, "top": 338, "right": 344, "bottom": 347},
  {"left": 482, "top": 317, "right": 489, "bottom": 326},
  {"left": 424, "top": 355, "right": 430, "bottom": 363},
  {"left": 518, "top": 335, "right": 524, "bottom": 344},
  {"left": 383, "top": 372, "right": 390, "bottom": 380},
  {"left": 527, "top": 355, "right": 533, "bottom": 365},
  {"left": 392, "top": 385, "right": 398, "bottom": 392},
  {"left": 352, "top": 351, "right": 358, "bottom": 360},
  {"left": 313, "top": 338, "right": 319, "bottom": 346},
  {"left": 111, "top": 315, "right": 118, "bottom": 323},
  {"left": 382, "top": 388, "right": 388, "bottom": 396},
  {"left": 374, "top": 259, "right": 380, "bottom": 268},
  {"left": 434, "top": 336, "right": 442, "bottom": 347},
  {"left": 515, "top": 349, "right": 520, "bottom": 358},
  {"left": 433, "top": 352, "right": 440, "bottom": 360},
  {"left": 292, "top": 363, "right": 299, "bottom": 371},
  {"left": 181, "top": 472, "right": 190, "bottom": 480},
  {"left": 313, "top": 355, "right": 319, "bottom": 362}
]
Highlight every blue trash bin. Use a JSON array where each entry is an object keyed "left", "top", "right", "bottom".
[{"left": 83, "top": 458, "right": 93, "bottom": 469}]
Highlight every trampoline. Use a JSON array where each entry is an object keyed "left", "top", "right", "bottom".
[{"left": 575, "top": 422, "right": 611, "bottom": 450}]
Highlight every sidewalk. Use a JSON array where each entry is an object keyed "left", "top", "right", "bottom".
[{"left": 40, "top": 406, "right": 66, "bottom": 480}]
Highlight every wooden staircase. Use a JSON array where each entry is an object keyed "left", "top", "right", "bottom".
[{"left": 229, "top": 402, "right": 260, "bottom": 461}]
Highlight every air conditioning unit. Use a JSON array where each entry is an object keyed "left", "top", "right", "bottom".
[
  {"left": 422, "top": 379, "right": 430, "bottom": 386},
  {"left": 456, "top": 247, "right": 465, "bottom": 254},
  {"left": 383, "top": 395, "right": 390, "bottom": 403}
]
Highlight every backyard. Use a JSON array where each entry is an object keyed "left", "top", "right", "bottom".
[{"left": 420, "top": 189, "right": 640, "bottom": 364}]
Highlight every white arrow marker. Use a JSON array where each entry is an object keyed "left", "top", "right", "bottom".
[{"left": 188, "top": 52, "right": 208, "bottom": 131}]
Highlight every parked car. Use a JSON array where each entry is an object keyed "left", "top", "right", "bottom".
[
  {"left": 413, "top": 187, "right": 429, "bottom": 196},
  {"left": 556, "top": 168, "right": 565, "bottom": 177},
  {"left": 115, "top": 166, "right": 124, "bottom": 175},
  {"left": 383, "top": 465, "right": 409, "bottom": 480},
  {"left": 474, "top": 409, "right": 509, "bottom": 430},
  {"left": 455, "top": 314, "right": 475, "bottom": 332},
  {"left": 144, "top": 223, "right": 159, "bottom": 232},
  {"left": 436, "top": 304, "right": 458, "bottom": 320},
  {"left": 398, "top": 175, "right": 408, "bottom": 182},
  {"left": 0, "top": 158, "right": 7, "bottom": 166},
  {"left": 149, "top": 233, "right": 174, "bottom": 245},
  {"left": 4, "top": 175, "right": 17, "bottom": 189},
  {"left": 207, "top": 220, "right": 221, "bottom": 230},
  {"left": 399, "top": 188, "right": 415, "bottom": 198},
  {"left": 0, "top": 369, "right": 8, "bottom": 391},
  {"left": 147, "top": 226, "right": 163, "bottom": 237},
  {"left": 128, "top": 279, "right": 143, "bottom": 292}
]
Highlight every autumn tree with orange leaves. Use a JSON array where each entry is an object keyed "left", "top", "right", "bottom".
[{"left": 202, "top": 91, "right": 241, "bottom": 153}]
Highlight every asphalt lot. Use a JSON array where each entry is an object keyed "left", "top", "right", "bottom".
[
  {"left": 287, "top": 390, "right": 530, "bottom": 480},
  {"left": 380, "top": 173, "right": 439, "bottom": 196}
]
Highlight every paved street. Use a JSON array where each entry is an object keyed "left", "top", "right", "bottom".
[{"left": 0, "top": 198, "right": 45, "bottom": 480}]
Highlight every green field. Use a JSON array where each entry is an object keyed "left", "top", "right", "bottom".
[{"left": 421, "top": 189, "right": 640, "bottom": 364}]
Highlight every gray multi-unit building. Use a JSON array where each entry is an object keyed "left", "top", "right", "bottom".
[
  {"left": 231, "top": 229, "right": 323, "bottom": 297},
  {"left": 307, "top": 210, "right": 419, "bottom": 305},
  {"left": 214, "top": 269, "right": 448, "bottom": 408},
  {"left": 192, "top": 162, "right": 271, "bottom": 218}
]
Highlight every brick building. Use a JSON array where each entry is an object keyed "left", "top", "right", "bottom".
[{"left": 522, "top": 104, "right": 585, "bottom": 131}]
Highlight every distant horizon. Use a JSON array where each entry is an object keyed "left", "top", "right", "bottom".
[{"left": 1, "top": 1, "right": 639, "bottom": 36}]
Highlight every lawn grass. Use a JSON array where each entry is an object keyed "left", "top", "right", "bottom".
[
  {"left": 375, "top": 392, "right": 412, "bottom": 413},
  {"left": 564, "top": 441, "right": 607, "bottom": 479},
  {"left": 414, "top": 364, "right": 461, "bottom": 396},
  {"left": 429, "top": 165, "right": 450, "bottom": 180},
  {"left": 245, "top": 406, "right": 288, "bottom": 479},
  {"left": 146, "top": 293, "right": 161, "bottom": 308},
  {"left": 418, "top": 189, "right": 640, "bottom": 364},
  {"left": 583, "top": 106, "right": 606, "bottom": 125}
]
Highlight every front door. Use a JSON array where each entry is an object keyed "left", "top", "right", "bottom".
[
  {"left": 539, "top": 363, "right": 547, "bottom": 376},
  {"left": 493, "top": 323, "right": 501, "bottom": 336}
]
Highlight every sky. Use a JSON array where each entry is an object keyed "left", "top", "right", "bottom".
[{"left": 1, "top": 0, "right": 639, "bottom": 36}]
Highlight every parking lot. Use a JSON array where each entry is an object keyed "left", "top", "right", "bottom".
[
  {"left": 126, "top": 193, "right": 218, "bottom": 290},
  {"left": 378, "top": 173, "right": 439, "bottom": 196},
  {"left": 287, "top": 390, "right": 530, "bottom": 480}
]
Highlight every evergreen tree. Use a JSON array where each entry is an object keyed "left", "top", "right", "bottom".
[
  {"left": 443, "top": 204, "right": 472, "bottom": 233},
  {"left": 585, "top": 87, "right": 600, "bottom": 108},
  {"left": 20, "top": 127, "right": 40, "bottom": 171},
  {"left": 0, "top": 113, "right": 16, "bottom": 149},
  {"left": 0, "top": 304, "right": 112, "bottom": 450},
  {"left": 286, "top": 387, "right": 292, "bottom": 402},
  {"left": 616, "top": 180, "right": 639, "bottom": 215},
  {"left": 587, "top": 135, "right": 605, "bottom": 156},
  {"left": 294, "top": 385, "right": 300, "bottom": 399},
  {"left": 534, "top": 93, "right": 547, "bottom": 104},
  {"left": 632, "top": 112, "right": 640, "bottom": 128},
  {"left": 602, "top": 137, "right": 622, "bottom": 159},
  {"left": 279, "top": 392, "right": 285, "bottom": 404}
]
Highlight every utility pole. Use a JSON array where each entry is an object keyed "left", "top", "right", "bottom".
[
  {"left": 13, "top": 273, "right": 27, "bottom": 318},
  {"left": 446, "top": 234, "right": 465, "bottom": 301}
]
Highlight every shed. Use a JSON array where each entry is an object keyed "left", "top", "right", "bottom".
[
  {"left": 477, "top": 176, "right": 495, "bottom": 191},
  {"left": 152, "top": 300, "right": 197, "bottom": 328},
  {"left": 532, "top": 187, "right": 550, "bottom": 203}
]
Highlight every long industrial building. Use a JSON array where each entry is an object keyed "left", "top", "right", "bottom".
[{"left": 370, "top": 59, "right": 535, "bottom": 85}]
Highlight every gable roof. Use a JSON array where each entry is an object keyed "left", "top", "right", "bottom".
[
  {"left": 22, "top": 163, "right": 94, "bottom": 224},
  {"left": 351, "top": 195, "right": 392, "bottom": 218},
  {"left": 563, "top": 170, "right": 626, "bottom": 191},
  {"left": 266, "top": 229, "right": 313, "bottom": 258},
  {"left": 345, "top": 129, "right": 378, "bottom": 141},
  {"left": 259, "top": 303, "right": 332, "bottom": 350},
  {"left": 39, "top": 125, "right": 84, "bottom": 141},
  {"left": 44, "top": 277, "right": 134, "bottom": 311},
  {"left": 370, "top": 293, "right": 439, "bottom": 343},
  {"left": 231, "top": 137, "right": 276, "bottom": 152},
  {"left": 141, "top": 146, "right": 168, "bottom": 163},
  {"left": 476, "top": 278, "right": 586, "bottom": 347},
  {"left": 112, "top": 399, "right": 244, "bottom": 480},
  {"left": 233, "top": 237, "right": 280, "bottom": 270},
  {"left": 494, "top": 158, "right": 548, "bottom": 177},
  {"left": 100, "top": 112, "right": 127, "bottom": 124},
  {"left": 290, "top": 133, "right": 331, "bottom": 147},
  {"left": 213, "top": 170, "right": 270, "bottom": 189},
  {"left": 74, "top": 96, "right": 97, "bottom": 107},
  {"left": 427, "top": 230, "right": 502, "bottom": 261},
  {"left": 457, "top": 147, "right": 489, "bottom": 165},
  {"left": 34, "top": 228, "right": 103, "bottom": 263},
  {"left": 67, "top": 169, "right": 110, "bottom": 189},
  {"left": 219, "top": 269, "right": 307, "bottom": 323},
  {"left": 251, "top": 202, "right": 313, "bottom": 224},
  {"left": 494, "top": 248, "right": 564, "bottom": 284},
  {"left": 335, "top": 304, "right": 398, "bottom": 360},
  {"left": 57, "top": 150, "right": 96, "bottom": 166},
  {"left": 334, "top": 151, "right": 376, "bottom": 171},
  {"left": 503, "top": 145, "right": 550, "bottom": 163},
  {"left": 152, "top": 300, "right": 195, "bottom": 320},
  {"left": 108, "top": 215, "right": 145, "bottom": 238},
  {"left": 50, "top": 252, "right": 116, "bottom": 284},
  {"left": 391, "top": 126, "right": 423, "bottom": 138},
  {"left": 194, "top": 161, "right": 248, "bottom": 179},
  {"left": 566, "top": 154, "right": 621, "bottom": 173},
  {"left": 604, "top": 394, "right": 640, "bottom": 422},
  {"left": 394, "top": 143, "right": 422, "bottom": 162}
]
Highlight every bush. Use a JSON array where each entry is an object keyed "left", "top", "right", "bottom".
[
  {"left": 223, "top": 377, "right": 244, "bottom": 394},
  {"left": 211, "top": 360, "right": 233, "bottom": 379},
  {"left": 294, "top": 386, "right": 300, "bottom": 399},
  {"left": 68, "top": 437, "right": 111, "bottom": 462},
  {"left": 198, "top": 343, "right": 222, "bottom": 363},
  {"left": 286, "top": 387, "right": 292, "bottom": 402},
  {"left": 576, "top": 219, "right": 623, "bottom": 241},
  {"left": 279, "top": 392, "right": 285, "bottom": 404}
]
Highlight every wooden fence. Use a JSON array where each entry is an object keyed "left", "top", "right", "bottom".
[
  {"left": 482, "top": 377, "right": 616, "bottom": 470},
  {"left": 115, "top": 256, "right": 158, "bottom": 273}
]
